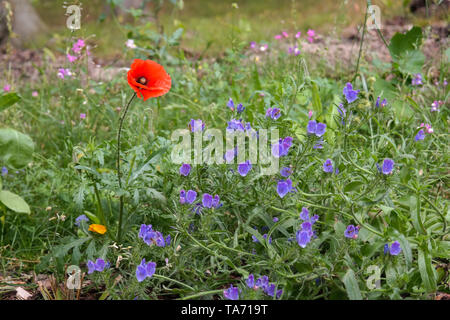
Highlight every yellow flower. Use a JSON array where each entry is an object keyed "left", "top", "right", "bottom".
[{"left": 89, "top": 224, "right": 107, "bottom": 235}]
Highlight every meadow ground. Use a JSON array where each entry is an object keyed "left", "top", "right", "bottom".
[{"left": 0, "top": 0, "right": 449, "bottom": 300}]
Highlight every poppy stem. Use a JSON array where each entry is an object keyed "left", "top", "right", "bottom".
[{"left": 117, "top": 92, "right": 137, "bottom": 242}]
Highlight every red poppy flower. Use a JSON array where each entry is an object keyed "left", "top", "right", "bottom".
[{"left": 127, "top": 59, "right": 171, "bottom": 100}]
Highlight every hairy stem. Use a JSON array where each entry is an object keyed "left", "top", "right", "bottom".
[{"left": 117, "top": 93, "right": 137, "bottom": 242}]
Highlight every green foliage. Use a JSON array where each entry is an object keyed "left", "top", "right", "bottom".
[
  {"left": 0, "top": 93, "right": 21, "bottom": 113},
  {"left": 0, "top": 128, "right": 35, "bottom": 169},
  {"left": 0, "top": 190, "right": 30, "bottom": 214},
  {"left": 388, "top": 26, "right": 425, "bottom": 75}
]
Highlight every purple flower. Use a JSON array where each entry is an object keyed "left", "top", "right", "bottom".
[
  {"left": 75, "top": 214, "right": 89, "bottom": 226},
  {"left": 202, "top": 193, "right": 222, "bottom": 209},
  {"left": 136, "top": 258, "right": 156, "bottom": 282},
  {"left": 186, "top": 190, "right": 197, "bottom": 204},
  {"left": 288, "top": 46, "right": 301, "bottom": 55},
  {"left": 202, "top": 193, "right": 213, "bottom": 208},
  {"left": 344, "top": 225, "right": 359, "bottom": 239},
  {"left": 307, "top": 120, "right": 326, "bottom": 137},
  {"left": 80, "top": 113, "right": 86, "bottom": 120},
  {"left": 273, "top": 217, "right": 279, "bottom": 222},
  {"left": 431, "top": 100, "right": 440, "bottom": 112},
  {"left": 67, "top": 53, "right": 77, "bottom": 62},
  {"left": 323, "top": 159, "right": 333, "bottom": 173},
  {"left": 72, "top": 39, "right": 85, "bottom": 53},
  {"left": 189, "top": 119, "right": 205, "bottom": 132},
  {"left": 212, "top": 194, "right": 222, "bottom": 208},
  {"left": 343, "top": 82, "right": 360, "bottom": 103},
  {"left": 165, "top": 235, "right": 171, "bottom": 246},
  {"left": 277, "top": 178, "right": 294, "bottom": 198},
  {"left": 376, "top": 97, "right": 388, "bottom": 108},
  {"left": 389, "top": 241, "right": 402, "bottom": 256},
  {"left": 223, "top": 284, "right": 239, "bottom": 300},
  {"left": 381, "top": 158, "right": 394, "bottom": 175},
  {"left": 296, "top": 230, "right": 311, "bottom": 248},
  {"left": 249, "top": 41, "right": 256, "bottom": 49},
  {"left": 179, "top": 163, "right": 191, "bottom": 176},
  {"left": 94, "top": 258, "right": 106, "bottom": 272},
  {"left": 3, "top": 84, "right": 11, "bottom": 92},
  {"left": 411, "top": 73, "right": 423, "bottom": 86},
  {"left": 276, "top": 289, "right": 283, "bottom": 299},
  {"left": 224, "top": 147, "right": 238, "bottom": 163},
  {"left": 139, "top": 224, "right": 153, "bottom": 238},
  {"left": 280, "top": 167, "right": 293, "bottom": 177},
  {"left": 246, "top": 274, "right": 255, "bottom": 288},
  {"left": 265, "top": 108, "right": 281, "bottom": 120},
  {"left": 295, "top": 31, "right": 301, "bottom": 38},
  {"left": 263, "top": 234, "right": 272, "bottom": 244},
  {"left": 139, "top": 224, "right": 170, "bottom": 247},
  {"left": 236, "top": 103, "right": 245, "bottom": 114},
  {"left": 227, "top": 98, "right": 235, "bottom": 111},
  {"left": 415, "top": 130, "right": 425, "bottom": 141},
  {"left": 180, "top": 189, "right": 197, "bottom": 204},
  {"left": 384, "top": 244, "right": 389, "bottom": 255},
  {"left": 255, "top": 276, "right": 269, "bottom": 290},
  {"left": 265, "top": 283, "right": 276, "bottom": 297},
  {"left": 57, "top": 68, "right": 72, "bottom": 79},
  {"left": 87, "top": 260, "right": 96, "bottom": 274},
  {"left": 300, "top": 207, "right": 309, "bottom": 221},
  {"left": 87, "top": 258, "right": 107, "bottom": 274},
  {"left": 227, "top": 119, "right": 250, "bottom": 132},
  {"left": 272, "top": 136, "right": 293, "bottom": 157},
  {"left": 237, "top": 160, "right": 252, "bottom": 176},
  {"left": 337, "top": 104, "right": 346, "bottom": 125}
]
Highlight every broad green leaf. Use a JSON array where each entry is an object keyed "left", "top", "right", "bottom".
[
  {"left": 344, "top": 181, "right": 364, "bottom": 193},
  {"left": 418, "top": 247, "right": 437, "bottom": 292},
  {"left": 396, "top": 234, "right": 413, "bottom": 269},
  {"left": 388, "top": 26, "right": 422, "bottom": 59},
  {"left": 0, "top": 190, "right": 30, "bottom": 214},
  {"left": 0, "top": 93, "right": 21, "bottom": 113},
  {"left": 342, "top": 269, "right": 363, "bottom": 300},
  {"left": 397, "top": 50, "right": 425, "bottom": 75},
  {"left": 410, "top": 195, "right": 426, "bottom": 235},
  {"left": 0, "top": 128, "right": 34, "bottom": 169}
]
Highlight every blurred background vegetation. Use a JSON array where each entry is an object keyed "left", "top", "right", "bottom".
[{"left": 7, "top": 0, "right": 440, "bottom": 57}]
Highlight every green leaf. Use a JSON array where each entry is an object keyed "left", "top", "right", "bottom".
[
  {"left": 388, "top": 26, "right": 424, "bottom": 75},
  {"left": 342, "top": 269, "right": 363, "bottom": 300},
  {"left": 0, "top": 93, "right": 21, "bottom": 113},
  {"left": 388, "top": 26, "right": 422, "bottom": 59},
  {"left": 396, "top": 234, "right": 413, "bottom": 269},
  {"left": 0, "top": 190, "right": 30, "bottom": 214},
  {"left": 397, "top": 50, "right": 425, "bottom": 75},
  {"left": 0, "top": 128, "right": 35, "bottom": 169},
  {"left": 344, "top": 181, "right": 364, "bottom": 193},
  {"left": 409, "top": 195, "right": 426, "bottom": 235},
  {"left": 311, "top": 81, "right": 323, "bottom": 117},
  {"left": 418, "top": 247, "right": 437, "bottom": 292}
]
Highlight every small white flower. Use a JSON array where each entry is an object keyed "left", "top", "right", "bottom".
[{"left": 126, "top": 39, "right": 137, "bottom": 49}]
